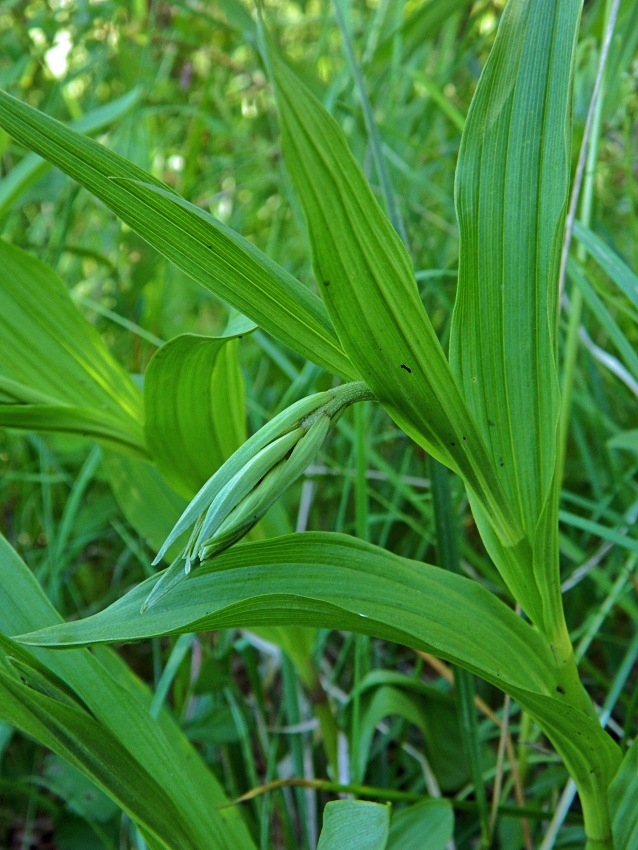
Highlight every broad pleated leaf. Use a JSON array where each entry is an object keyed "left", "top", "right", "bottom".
[
  {"left": 268, "top": 51, "right": 521, "bottom": 550},
  {"left": 0, "top": 239, "right": 146, "bottom": 456},
  {"left": 15, "top": 533, "right": 566, "bottom": 698},
  {"left": 317, "top": 800, "right": 390, "bottom": 850},
  {"left": 145, "top": 332, "right": 247, "bottom": 497},
  {"left": 0, "top": 534, "right": 256, "bottom": 850},
  {"left": 609, "top": 739, "right": 638, "bottom": 850},
  {"left": 449, "top": 0, "right": 582, "bottom": 638},
  {"left": 450, "top": 0, "right": 580, "bottom": 534},
  {"left": 17, "top": 532, "right": 621, "bottom": 816},
  {"left": 0, "top": 89, "right": 356, "bottom": 381}
]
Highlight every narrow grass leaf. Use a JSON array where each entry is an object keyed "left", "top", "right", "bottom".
[
  {"left": 573, "top": 220, "right": 638, "bottom": 310},
  {"left": 0, "top": 239, "right": 146, "bottom": 456},
  {"left": 373, "top": 0, "right": 470, "bottom": 65},
  {"left": 145, "top": 333, "right": 246, "bottom": 498},
  {"left": 0, "top": 89, "right": 356, "bottom": 380},
  {"left": 609, "top": 739, "right": 638, "bottom": 850},
  {"left": 353, "top": 684, "right": 466, "bottom": 791},
  {"left": 568, "top": 258, "right": 638, "bottom": 381},
  {"left": 15, "top": 533, "right": 566, "bottom": 698}
]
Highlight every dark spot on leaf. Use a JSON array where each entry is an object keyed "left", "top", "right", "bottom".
[
  {"left": 323, "top": 280, "right": 331, "bottom": 287},
  {"left": 206, "top": 245, "right": 212, "bottom": 249},
  {"left": 450, "top": 442, "right": 456, "bottom": 447},
  {"left": 488, "top": 419, "right": 496, "bottom": 427},
  {"left": 400, "top": 364, "right": 412, "bottom": 373},
  {"left": 462, "top": 435, "right": 467, "bottom": 440},
  {"left": 556, "top": 685, "right": 565, "bottom": 695}
]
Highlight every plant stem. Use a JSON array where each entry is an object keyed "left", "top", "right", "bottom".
[{"left": 582, "top": 791, "right": 614, "bottom": 850}]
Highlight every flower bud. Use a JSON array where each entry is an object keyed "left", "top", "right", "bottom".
[{"left": 142, "top": 382, "right": 374, "bottom": 611}]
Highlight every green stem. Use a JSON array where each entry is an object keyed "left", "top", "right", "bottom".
[{"left": 582, "top": 790, "right": 614, "bottom": 850}]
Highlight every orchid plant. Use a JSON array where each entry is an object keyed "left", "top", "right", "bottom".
[{"left": 0, "top": 1, "right": 635, "bottom": 848}]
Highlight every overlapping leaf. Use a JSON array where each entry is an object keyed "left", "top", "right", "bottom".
[
  {"left": 15, "top": 531, "right": 620, "bottom": 816},
  {"left": 0, "top": 87, "right": 140, "bottom": 216},
  {"left": 449, "top": 0, "right": 582, "bottom": 639},
  {"left": 0, "top": 534, "right": 256, "bottom": 850},
  {"left": 15, "top": 533, "right": 563, "bottom": 697},
  {"left": 0, "top": 89, "right": 356, "bottom": 380},
  {"left": 0, "top": 239, "right": 146, "bottom": 456},
  {"left": 387, "top": 799, "right": 453, "bottom": 850},
  {"left": 317, "top": 801, "right": 389, "bottom": 850},
  {"left": 145, "top": 331, "right": 247, "bottom": 497},
  {"left": 267, "top": 50, "right": 521, "bottom": 551}
]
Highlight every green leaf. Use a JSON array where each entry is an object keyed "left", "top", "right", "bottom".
[
  {"left": 0, "top": 89, "right": 356, "bottom": 381},
  {"left": 350, "top": 680, "right": 467, "bottom": 791},
  {"left": 41, "top": 756, "right": 118, "bottom": 823},
  {"left": 374, "top": 0, "right": 471, "bottom": 65},
  {"left": 609, "top": 739, "right": 638, "bottom": 850},
  {"left": 608, "top": 429, "right": 638, "bottom": 453},
  {"left": 14, "top": 533, "right": 565, "bottom": 698},
  {"left": 0, "top": 87, "right": 141, "bottom": 216},
  {"left": 0, "top": 404, "right": 145, "bottom": 454},
  {"left": 267, "top": 48, "right": 521, "bottom": 551},
  {"left": 317, "top": 800, "right": 390, "bottom": 850},
  {"left": 0, "top": 660, "right": 194, "bottom": 850},
  {"left": 144, "top": 332, "right": 247, "bottom": 498},
  {"left": 449, "top": 0, "right": 582, "bottom": 639},
  {"left": 18, "top": 532, "right": 621, "bottom": 823},
  {"left": 520, "top": 688, "right": 621, "bottom": 841},
  {"left": 451, "top": 0, "right": 580, "bottom": 531},
  {"left": 0, "top": 533, "right": 256, "bottom": 850},
  {"left": 0, "top": 239, "right": 146, "bottom": 457},
  {"left": 573, "top": 221, "right": 638, "bottom": 311},
  {"left": 387, "top": 799, "right": 454, "bottom": 850},
  {"left": 568, "top": 258, "right": 638, "bottom": 382}
]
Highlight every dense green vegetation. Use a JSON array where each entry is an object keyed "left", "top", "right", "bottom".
[{"left": 0, "top": 1, "right": 637, "bottom": 848}]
